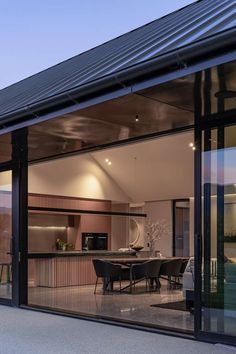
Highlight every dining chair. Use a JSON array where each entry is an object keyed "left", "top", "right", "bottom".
[
  {"left": 179, "top": 259, "right": 189, "bottom": 276},
  {"left": 92, "top": 259, "right": 122, "bottom": 294},
  {"left": 131, "top": 259, "right": 162, "bottom": 293},
  {"left": 176, "top": 259, "right": 189, "bottom": 287},
  {"left": 146, "top": 259, "right": 162, "bottom": 291},
  {"left": 159, "top": 259, "right": 183, "bottom": 289},
  {"left": 131, "top": 261, "right": 148, "bottom": 293}
]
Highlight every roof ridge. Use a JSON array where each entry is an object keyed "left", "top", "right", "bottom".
[{"left": 0, "top": 0, "right": 200, "bottom": 93}]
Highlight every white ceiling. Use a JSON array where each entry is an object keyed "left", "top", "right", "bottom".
[
  {"left": 29, "top": 131, "right": 194, "bottom": 203},
  {"left": 92, "top": 131, "right": 194, "bottom": 202}
]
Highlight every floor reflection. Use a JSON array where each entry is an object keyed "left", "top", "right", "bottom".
[{"left": 28, "top": 280, "right": 194, "bottom": 332}]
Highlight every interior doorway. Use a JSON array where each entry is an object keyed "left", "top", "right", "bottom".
[
  {"left": 173, "top": 200, "right": 190, "bottom": 257},
  {"left": 0, "top": 169, "right": 12, "bottom": 302}
]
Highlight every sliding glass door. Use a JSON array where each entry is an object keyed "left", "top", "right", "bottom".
[
  {"left": 0, "top": 169, "right": 12, "bottom": 302},
  {"left": 196, "top": 123, "right": 236, "bottom": 342}
]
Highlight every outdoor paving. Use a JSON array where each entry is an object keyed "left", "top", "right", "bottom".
[{"left": 0, "top": 305, "right": 236, "bottom": 354}]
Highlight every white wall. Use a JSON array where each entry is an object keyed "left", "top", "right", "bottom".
[{"left": 29, "top": 154, "right": 130, "bottom": 202}]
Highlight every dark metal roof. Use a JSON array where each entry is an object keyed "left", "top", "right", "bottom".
[{"left": 0, "top": 0, "right": 236, "bottom": 123}]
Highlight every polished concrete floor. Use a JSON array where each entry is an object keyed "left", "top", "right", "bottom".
[{"left": 28, "top": 280, "right": 194, "bottom": 332}]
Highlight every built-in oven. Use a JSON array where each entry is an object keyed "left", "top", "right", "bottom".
[{"left": 82, "top": 233, "right": 108, "bottom": 251}]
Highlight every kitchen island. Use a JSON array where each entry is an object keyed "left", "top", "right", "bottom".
[{"left": 28, "top": 250, "right": 137, "bottom": 288}]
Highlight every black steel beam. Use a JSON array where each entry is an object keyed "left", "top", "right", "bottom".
[
  {"left": 28, "top": 206, "right": 147, "bottom": 218},
  {"left": 12, "top": 128, "right": 28, "bottom": 306}
]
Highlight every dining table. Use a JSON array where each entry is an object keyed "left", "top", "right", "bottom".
[
  {"left": 104, "top": 257, "right": 166, "bottom": 266},
  {"left": 104, "top": 256, "right": 189, "bottom": 264},
  {"left": 99, "top": 256, "right": 189, "bottom": 293},
  {"left": 109, "top": 257, "right": 165, "bottom": 292}
]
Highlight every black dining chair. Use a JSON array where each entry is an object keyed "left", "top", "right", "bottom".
[
  {"left": 131, "top": 259, "right": 162, "bottom": 293},
  {"left": 92, "top": 259, "right": 122, "bottom": 294},
  {"left": 131, "top": 261, "right": 149, "bottom": 293},
  {"left": 159, "top": 259, "right": 183, "bottom": 289},
  {"left": 179, "top": 259, "right": 189, "bottom": 275},
  {"left": 176, "top": 259, "right": 189, "bottom": 287},
  {"left": 146, "top": 259, "right": 162, "bottom": 291}
]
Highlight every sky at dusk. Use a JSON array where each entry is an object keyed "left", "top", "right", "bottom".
[{"left": 0, "top": 0, "right": 196, "bottom": 89}]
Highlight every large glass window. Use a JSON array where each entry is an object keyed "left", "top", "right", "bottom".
[
  {"left": 24, "top": 59, "right": 236, "bottom": 334},
  {"left": 27, "top": 76, "right": 195, "bottom": 161},
  {"left": 26, "top": 60, "right": 236, "bottom": 163},
  {"left": 201, "top": 124, "right": 236, "bottom": 337},
  {"left": 27, "top": 130, "right": 194, "bottom": 332},
  {"left": 200, "top": 61, "right": 236, "bottom": 118}
]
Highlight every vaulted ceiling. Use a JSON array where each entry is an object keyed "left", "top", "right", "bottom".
[
  {"left": 92, "top": 131, "right": 194, "bottom": 202},
  {"left": 29, "top": 131, "right": 194, "bottom": 203}
]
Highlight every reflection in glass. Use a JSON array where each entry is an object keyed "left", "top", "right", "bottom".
[
  {"left": 202, "top": 125, "right": 236, "bottom": 336},
  {"left": 26, "top": 60, "right": 236, "bottom": 162},
  {"left": 201, "top": 61, "right": 236, "bottom": 116},
  {"left": 28, "top": 76, "right": 194, "bottom": 161}
]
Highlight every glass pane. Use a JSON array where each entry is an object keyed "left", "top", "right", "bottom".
[
  {"left": 27, "top": 59, "right": 236, "bottom": 162},
  {"left": 27, "top": 131, "right": 194, "bottom": 332},
  {"left": 201, "top": 61, "right": 236, "bottom": 117},
  {"left": 0, "top": 170, "right": 12, "bottom": 300},
  {"left": 202, "top": 125, "right": 236, "bottom": 336},
  {"left": 27, "top": 76, "right": 194, "bottom": 161}
]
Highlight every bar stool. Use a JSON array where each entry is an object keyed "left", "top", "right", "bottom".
[{"left": 0, "top": 263, "right": 11, "bottom": 284}]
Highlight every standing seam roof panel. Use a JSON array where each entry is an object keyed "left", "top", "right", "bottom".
[
  {"left": 0, "top": 0, "right": 236, "bottom": 119},
  {"left": 0, "top": 0, "right": 232, "bottom": 106}
]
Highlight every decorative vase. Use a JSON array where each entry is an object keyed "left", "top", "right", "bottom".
[
  {"left": 62, "top": 244, "right": 66, "bottom": 251},
  {"left": 149, "top": 240, "right": 156, "bottom": 257}
]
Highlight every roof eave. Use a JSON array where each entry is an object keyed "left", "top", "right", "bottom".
[{"left": 1, "top": 27, "right": 236, "bottom": 128}]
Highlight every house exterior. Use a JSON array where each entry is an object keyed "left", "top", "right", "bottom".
[{"left": 0, "top": 0, "right": 236, "bottom": 346}]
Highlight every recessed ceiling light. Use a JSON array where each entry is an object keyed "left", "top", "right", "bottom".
[
  {"left": 192, "top": 146, "right": 196, "bottom": 151},
  {"left": 135, "top": 115, "right": 139, "bottom": 122},
  {"left": 189, "top": 142, "right": 194, "bottom": 147},
  {"left": 108, "top": 161, "right": 112, "bottom": 166},
  {"left": 105, "top": 158, "right": 109, "bottom": 162}
]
